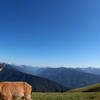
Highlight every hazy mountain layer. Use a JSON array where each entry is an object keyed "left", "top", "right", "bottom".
[
  {"left": 0, "top": 64, "right": 68, "bottom": 92},
  {"left": 37, "top": 67, "right": 100, "bottom": 89}
]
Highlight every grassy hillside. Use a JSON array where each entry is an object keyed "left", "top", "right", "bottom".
[
  {"left": 68, "top": 84, "right": 100, "bottom": 92},
  {"left": 31, "top": 92, "right": 100, "bottom": 100},
  {"left": 31, "top": 84, "right": 100, "bottom": 100}
]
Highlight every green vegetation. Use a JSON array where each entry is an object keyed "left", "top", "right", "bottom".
[
  {"left": 31, "top": 92, "right": 100, "bottom": 100},
  {"left": 68, "top": 84, "right": 100, "bottom": 92}
]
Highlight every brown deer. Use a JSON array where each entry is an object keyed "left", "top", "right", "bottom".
[
  {"left": 0, "top": 63, "right": 32, "bottom": 100},
  {"left": 0, "top": 82, "right": 32, "bottom": 100}
]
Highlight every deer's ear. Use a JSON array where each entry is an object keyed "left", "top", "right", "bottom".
[
  {"left": 0, "top": 67, "right": 4, "bottom": 71},
  {"left": 0, "top": 64, "right": 6, "bottom": 71}
]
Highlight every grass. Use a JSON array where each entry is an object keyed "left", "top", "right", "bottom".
[
  {"left": 31, "top": 92, "right": 100, "bottom": 100},
  {"left": 68, "top": 84, "right": 100, "bottom": 92}
]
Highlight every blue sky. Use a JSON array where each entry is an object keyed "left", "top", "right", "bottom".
[{"left": 0, "top": 0, "right": 100, "bottom": 67}]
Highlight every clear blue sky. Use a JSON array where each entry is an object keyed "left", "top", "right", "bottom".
[{"left": 0, "top": 0, "right": 100, "bottom": 67}]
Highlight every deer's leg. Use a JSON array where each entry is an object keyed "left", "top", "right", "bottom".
[
  {"left": 1, "top": 97, "right": 11, "bottom": 100},
  {"left": 24, "top": 95, "right": 32, "bottom": 100}
]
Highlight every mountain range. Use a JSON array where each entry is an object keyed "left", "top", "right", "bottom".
[
  {"left": 37, "top": 67, "right": 100, "bottom": 89},
  {"left": 76, "top": 67, "right": 100, "bottom": 75},
  {"left": 0, "top": 63, "right": 67, "bottom": 92},
  {"left": 1, "top": 63, "right": 100, "bottom": 90}
]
